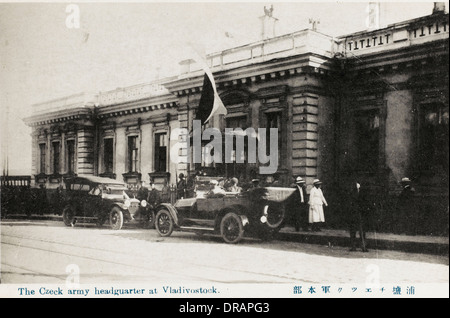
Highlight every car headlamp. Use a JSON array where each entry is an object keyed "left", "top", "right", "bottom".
[
  {"left": 141, "top": 200, "right": 147, "bottom": 207},
  {"left": 260, "top": 205, "right": 269, "bottom": 223},
  {"left": 124, "top": 199, "right": 131, "bottom": 208}
]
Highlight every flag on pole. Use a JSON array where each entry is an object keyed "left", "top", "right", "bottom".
[
  {"left": 186, "top": 41, "right": 227, "bottom": 125},
  {"left": 196, "top": 73, "right": 227, "bottom": 125}
]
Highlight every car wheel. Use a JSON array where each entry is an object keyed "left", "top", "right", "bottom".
[
  {"left": 155, "top": 209, "right": 174, "bottom": 237},
  {"left": 265, "top": 204, "right": 285, "bottom": 229},
  {"left": 109, "top": 207, "right": 124, "bottom": 230},
  {"left": 220, "top": 212, "right": 244, "bottom": 244},
  {"left": 62, "top": 206, "right": 76, "bottom": 227}
]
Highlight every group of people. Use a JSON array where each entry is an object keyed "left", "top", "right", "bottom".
[
  {"left": 137, "top": 171, "right": 417, "bottom": 253},
  {"left": 291, "top": 175, "right": 417, "bottom": 252},
  {"left": 291, "top": 177, "right": 328, "bottom": 233},
  {"left": 136, "top": 181, "right": 161, "bottom": 209},
  {"left": 291, "top": 175, "right": 371, "bottom": 252},
  {"left": 176, "top": 173, "right": 245, "bottom": 199}
]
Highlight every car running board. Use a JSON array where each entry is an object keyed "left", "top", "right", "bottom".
[{"left": 179, "top": 226, "right": 215, "bottom": 232}]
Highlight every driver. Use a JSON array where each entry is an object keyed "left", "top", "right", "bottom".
[{"left": 147, "top": 182, "right": 161, "bottom": 208}]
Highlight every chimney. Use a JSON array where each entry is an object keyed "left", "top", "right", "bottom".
[
  {"left": 259, "top": 5, "right": 278, "bottom": 40},
  {"left": 432, "top": 2, "right": 446, "bottom": 14},
  {"left": 366, "top": 2, "right": 380, "bottom": 30},
  {"left": 179, "top": 59, "right": 194, "bottom": 74}
]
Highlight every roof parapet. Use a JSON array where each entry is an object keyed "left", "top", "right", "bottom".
[
  {"left": 337, "top": 12, "right": 449, "bottom": 57},
  {"left": 178, "top": 29, "right": 339, "bottom": 78}
]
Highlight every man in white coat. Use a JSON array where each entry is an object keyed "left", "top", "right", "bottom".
[{"left": 308, "top": 179, "right": 328, "bottom": 231}]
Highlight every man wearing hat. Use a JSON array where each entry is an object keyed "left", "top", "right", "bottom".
[
  {"left": 177, "top": 173, "right": 187, "bottom": 199},
  {"left": 251, "top": 179, "right": 260, "bottom": 188},
  {"left": 346, "top": 179, "right": 369, "bottom": 252},
  {"left": 397, "top": 177, "right": 416, "bottom": 234},
  {"left": 308, "top": 179, "right": 328, "bottom": 231},
  {"left": 293, "top": 176, "right": 309, "bottom": 231}
]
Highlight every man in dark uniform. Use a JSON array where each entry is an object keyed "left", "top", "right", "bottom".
[
  {"left": 396, "top": 177, "right": 416, "bottom": 234},
  {"left": 147, "top": 182, "right": 161, "bottom": 209},
  {"left": 347, "top": 179, "right": 369, "bottom": 252},
  {"left": 292, "top": 176, "right": 309, "bottom": 231},
  {"left": 136, "top": 181, "right": 149, "bottom": 201},
  {"left": 177, "top": 173, "right": 187, "bottom": 199}
]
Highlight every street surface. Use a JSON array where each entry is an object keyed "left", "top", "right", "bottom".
[{"left": 1, "top": 219, "right": 449, "bottom": 286}]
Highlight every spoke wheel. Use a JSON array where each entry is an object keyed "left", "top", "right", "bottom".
[
  {"left": 220, "top": 212, "right": 244, "bottom": 244},
  {"left": 265, "top": 204, "right": 285, "bottom": 229},
  {"left": 109, "top": 207, "right": 124, "bottom": 230},
  {"left": 155, "top": 209, "right": 174, "bottom": 237}
]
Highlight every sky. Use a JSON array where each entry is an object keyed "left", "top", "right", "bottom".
[{"left": 0, "top": 1, "right": 444, "bottom": 175}]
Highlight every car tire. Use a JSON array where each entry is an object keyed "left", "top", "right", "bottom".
[
  {"left": 109, "top": 207, "right": 124, "bottom": 230},
  {"left": 265, "top": 204, "right": 285, "bottom": 229},
  {"left": 220, "top": 212, "right": 244, "bottom": 244},
  {"left": 62, "top": 205, "right": 76, "bottom": 227},
  {"left": 155, "top": 209, "right": 174, "bottom": 237}
]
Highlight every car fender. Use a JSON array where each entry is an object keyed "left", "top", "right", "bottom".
[
  {"left": 112, "top": 202, "right": 128, "bottom": 211},
  {"left": 216, "top": 204, "right": 250, "bottom": 230},
  {"left": 156, "top": 203, "right": 179, "bottom": 226},
  {"left": 108, "top": 203, "right": 133, "bottom": 220},
  {"left": 239, "top": 214, "right": 249, "bottom": 227}
]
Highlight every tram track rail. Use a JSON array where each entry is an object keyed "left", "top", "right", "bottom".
[{"left": 1, "top": 228, "right": 307, "bottom": 284}]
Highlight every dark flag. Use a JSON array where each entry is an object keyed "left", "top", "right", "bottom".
[{"left": 196, "top": 73, "right": 216, "bottom": 125}]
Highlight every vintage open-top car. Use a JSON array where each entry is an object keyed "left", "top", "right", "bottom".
[
  {"left": 61, "top": 175, "right": 143, "bottom": 230},
  {"left": 154, "top": 186, "right": 296, "bottom": 243}
]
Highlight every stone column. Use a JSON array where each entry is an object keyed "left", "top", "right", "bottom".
[{"left": 291, "top": 93, "right": 319, "bottom": 186}]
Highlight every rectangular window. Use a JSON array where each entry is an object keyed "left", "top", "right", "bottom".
[
  {"left": 266, "top": 111, "right": 282, "bottom": 163},
  {"left": 355, "top": 110, "right": 380, "bottom": 172},
  {"left": 226, "top": 116, "right": 247, "bottom": 130},
  {"left": 67, "top": 139, "right": 75, "bottom": 174},
  {"left": 39, "top": 143, "right": 46, "bottom": 174},
  {"left": 154, "top": 133, "right": 167, "bottom": 172},
  {"left": 103, "top": 138, "right": 114, "bottom": 174},
  {"left": 417, "top": 103, "right": 449, "bottom": 174},
  {"left": 52, "top": 141, "right": 60, "bottom": 174},
  {"left": 224, "top": 116, "right": 248, "bottom": 177},
  {"left": 128, "top": 136, "right": 138, "bottom": 172}
]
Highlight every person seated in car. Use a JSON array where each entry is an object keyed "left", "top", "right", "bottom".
[
  {"left": 226, "top": 177, "right": 242, "bottom": 193},
  {"left": 207, "top": 180, "right": 226, "bottom": 198}
]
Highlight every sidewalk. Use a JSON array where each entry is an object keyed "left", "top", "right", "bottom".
[
  {"left": 278, "top": 226, "right": 449, "bottom": 256},
  {"left": 2, "top": 214, "right": 449, "bottom": 256}
]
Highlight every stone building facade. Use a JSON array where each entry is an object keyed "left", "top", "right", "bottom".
[{"left": 23, "top": 9, "right": 448, "bottom": 234}]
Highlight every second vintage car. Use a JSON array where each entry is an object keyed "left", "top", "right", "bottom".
[
  {"left": 61, "top": 175, "right": 145, "bottom": 230},
  {"left": 154, "top": 185, "right": 296, "bottom": 244}
]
